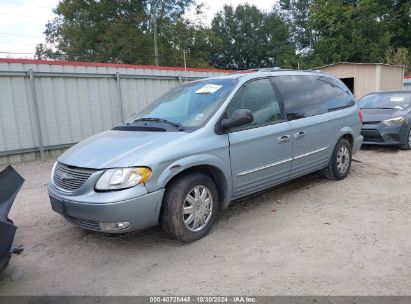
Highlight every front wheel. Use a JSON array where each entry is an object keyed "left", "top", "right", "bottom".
[
  {"left": 160, "top": 172, "right": 219, "bottom": 243},
  {"left": 323, "top": 138, "right": 352, "bottom": 180}
]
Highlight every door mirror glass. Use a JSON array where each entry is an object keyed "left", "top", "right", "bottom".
[{"left": 221, "top": 109, "right": 254, "bottom": 129}]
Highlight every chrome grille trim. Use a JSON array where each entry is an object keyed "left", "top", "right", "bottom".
[{"left": 53, "top": 162, "right": 96, "bottom": 192}]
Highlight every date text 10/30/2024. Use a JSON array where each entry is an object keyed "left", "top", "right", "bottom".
[{"left": 149, "top": 296, "right": 257, "bottom": 303}]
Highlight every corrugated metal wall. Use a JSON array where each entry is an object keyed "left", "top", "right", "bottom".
[
  {"left": 0, "top": 59, "right": 231, "bottom": 164},
  {"left": 320, "top": 64, "right": 377, "bottom": 99},
  {"left": 380, "top": 65, "right": 406, "bottom": 92}
]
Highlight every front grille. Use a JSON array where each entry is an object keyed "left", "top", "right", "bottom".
[
  {"left": 65, "top": 215, "right": 101, "bottom": 230},
  {"left": 361, "top": 129, "right": 383, "bottom": 142},
  {"left": 53, "top": 162, "right": 95, "bottom": 191}
]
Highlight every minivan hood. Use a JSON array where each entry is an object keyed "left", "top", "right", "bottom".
[
  {"left": 59, "top": 130, "right": 186, "bottom": 169},
  {"left": 362, "top": 108, "right": 408, "bottom": 123}
]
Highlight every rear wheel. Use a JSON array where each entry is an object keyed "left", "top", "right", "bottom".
[
  {"left": 160, "top": 172, "right": 219, "bottom": 243},
  {"left": 323, "top": 138, "right": 352, "bottom": 180},
  {"left": 399, "top": 129, "right": 411, "bottom": 150}
]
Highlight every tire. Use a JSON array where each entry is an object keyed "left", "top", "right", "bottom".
[
  {"left": 399, "top": 128, "right": 411, "bottom": 150},
  {"left": 160, "top": 172, "right": 219, "bottom": 243},
  {"left": 323, "top": 138, "right": 352, "bottom": 180}
]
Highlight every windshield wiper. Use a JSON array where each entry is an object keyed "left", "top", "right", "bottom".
[
  {"left": 132, "top": 117, "right": 184, "bottom": 130},
  {"left": 361, "top": 107, "right": 395, "bottom": 110}
]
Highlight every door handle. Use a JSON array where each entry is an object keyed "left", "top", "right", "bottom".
[
  {"left": 277, "top": 135, "right": 290, "bottom": 143},
  {"left": 294, "top": 131, "right": 305, "bottom": 139}
]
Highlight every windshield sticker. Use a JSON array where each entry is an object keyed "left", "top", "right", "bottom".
[
  {"left": 195, "top": 84, "right": 222, "bottom": 94},
  {"left": 390, "top": 96, "right": 404, "bottom": 102},
  {"left": 194, "top": 113, "right": 205, "bottom": 120}
]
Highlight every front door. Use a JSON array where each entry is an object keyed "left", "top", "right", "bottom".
[{"left": 226, "top": 78, "right": 293, "bottom": 198}]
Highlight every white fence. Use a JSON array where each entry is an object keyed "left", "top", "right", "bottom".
[{"left": 0, "top": 59, "right": 232, "bottom": 164}]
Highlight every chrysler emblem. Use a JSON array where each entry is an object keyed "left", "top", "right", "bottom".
[{"left": 60, "top": 172, "right": 75, "bottom": 182}]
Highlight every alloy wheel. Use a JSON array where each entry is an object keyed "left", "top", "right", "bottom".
[
  {"left": 337, "top": 145, "right": 350, "bottom": 174},
  {"left": 183, "top": 185, "right": 213, "bottom": 232}
]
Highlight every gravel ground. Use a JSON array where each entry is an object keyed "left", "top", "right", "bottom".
[{"left": 0, "top": 146, "right": 410, "bottom": 296}]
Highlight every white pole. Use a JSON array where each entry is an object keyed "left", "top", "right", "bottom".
[
  {"left": 152, "top": 0, "right": 159, "bottom": 66},
  {"left": 183, "top": 49, "right": 187, "bottom": 82}
]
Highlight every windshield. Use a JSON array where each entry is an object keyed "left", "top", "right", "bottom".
[
  {"left": 358, "top": 93, "right": 411, "bottom": 109},
  {"left": 127, "top": 78, "right": 238, "bottom": 129}
]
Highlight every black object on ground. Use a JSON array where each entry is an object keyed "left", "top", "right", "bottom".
[{"left": 0, "top": 166, "right": 24, "bottom": 272}]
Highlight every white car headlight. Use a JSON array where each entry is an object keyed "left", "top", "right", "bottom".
[
  {"left": 95, "top": 167, "right": 151, "bottom": 191},
  {"left": 381, "top": 117, "right": 405, "bottom": 126}
]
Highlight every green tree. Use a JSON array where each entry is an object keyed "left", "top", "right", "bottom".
[
  {"left": 36, "top": 0, "right": 194, "bottom": 65},
  {"left": 209, "top": 4, "right": 296, "bottom": 69},
  {"left": 379, "top": 0, "right": 411, "bottom": 72},
  {"left": 385, "top": 47, "right": 409, "bottom": 66},
  {"left": 278, "top": 0, "right": 411, "bottom": 69},
  {"left": 309, "top": 0, "right": 393, "bottom": 65},
  {"left": 35, "top": 0, "right": 411, "bottom": 71},
  {"left": 163, "top": 4, "right": 213, "bottom": 68},
  {"left": 379, "top": 0, "right": 411, "bottom": 51},
  {"left": 277, "top": 0, "right": 313, "bottom": 51},
  {"left": 143, "top": 0, "right": 195, "bottom": 65}
]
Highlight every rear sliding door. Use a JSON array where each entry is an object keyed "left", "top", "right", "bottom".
[{"left": 271, "top": 75, "right": 355, "bottom": 179}]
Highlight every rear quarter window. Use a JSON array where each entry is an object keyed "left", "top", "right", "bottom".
[{"left": 271, "top": 75, "right": 355, "bottom": 120}]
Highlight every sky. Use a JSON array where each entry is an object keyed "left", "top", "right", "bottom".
[{"left": 0, "top": 0, "right": 276, "bottom": 59}]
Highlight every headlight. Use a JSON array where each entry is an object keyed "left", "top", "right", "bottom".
[
  {"left": 381, "top": 117, "right": 405, "bottom": 126},
  {"left": 95, "top": 167, "right": 151, "bottom": 191}
]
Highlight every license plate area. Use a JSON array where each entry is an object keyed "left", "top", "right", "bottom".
[{"left": 50, "top": 196, "right": 66, "bottom": 215}]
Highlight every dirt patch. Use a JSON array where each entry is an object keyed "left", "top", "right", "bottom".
[{"left": 0, "top": 147, "right": 410, "bottom": 295}]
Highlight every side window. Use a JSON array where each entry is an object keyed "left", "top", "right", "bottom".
[
  {"left": 271, "top": 75, "right": 355, "bottom": 121},
  {"left": 326, "top": 78, "right": 356, "bottom": 111},
  {"left": 226, "top": 79, "right": 283, "bottom": 130}
]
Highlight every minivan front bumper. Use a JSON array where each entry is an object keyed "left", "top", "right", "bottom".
[{"left": 48, "top": 184, "right": 164, "bottom": 233}]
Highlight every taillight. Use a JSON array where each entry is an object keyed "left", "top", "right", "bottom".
[{"left": 359, "top": 110, "right": 364, "bottom": 123}]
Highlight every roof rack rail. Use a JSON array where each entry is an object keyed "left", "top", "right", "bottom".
[
  {"left": 304, "top": 68, "right": 322, "bottom": 72},
  {"left": 227, "top": 67, "right": 309, "bottom": 75},
  {"left": 257, "top": 67, "right": 286, "bottom": 72}
]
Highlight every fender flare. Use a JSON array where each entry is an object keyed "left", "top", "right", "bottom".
[{"left": 155, "top": 154, "right": 232, "bottom": 209}]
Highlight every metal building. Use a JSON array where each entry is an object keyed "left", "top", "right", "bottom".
[
  {"left": 316, "top": 62, "right": 407, "bottom": 99},
  {"left": 0, "top": 59, "right": 233, "bottom": 164}
]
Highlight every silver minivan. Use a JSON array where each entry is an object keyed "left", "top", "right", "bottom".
[{"left": 48, "top": 69, "right": 363, "bottom": 242}]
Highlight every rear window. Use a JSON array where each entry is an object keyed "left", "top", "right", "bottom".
[
  {"left": 358, "top": 93, "right": 411, "bottom": 109},
  {"left": 271, "top": 75, "right": 355, "bottom": 120}
]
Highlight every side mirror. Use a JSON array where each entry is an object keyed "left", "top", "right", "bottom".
[{"left": 221, "top": 109, "right": 254, "bottom": 129}]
